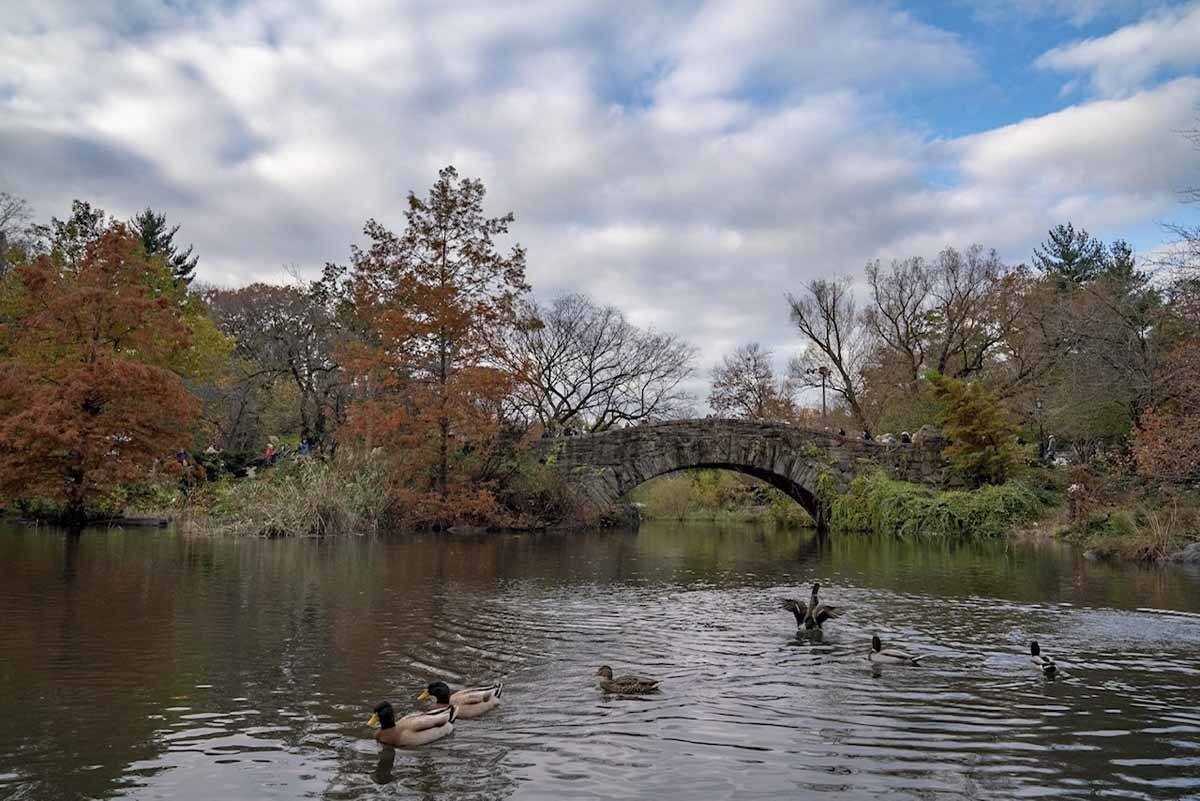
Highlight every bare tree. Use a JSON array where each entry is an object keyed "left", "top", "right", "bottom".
[
  {"left": 864, "top": 257, "right": 932, "bottom": 387},
  {"left": 507, "top": 293, "right": 696, "bottom": 432},
  {"left": 0, "top": 191, "right": 34, "bottom": 275},
  {"left": 1162, "top": 120, "right": 1200, "bottom": 276},
  {"left": 928, "top": 245, "right": 1016, "bottom": 379},
  {"left": 786, "top": 278, "right": 872, "bottom": 434},
  {"left": 203, "top": 281, "right": 347, "bottom": 443},
  {"left": 708, "top": 342, "right": 796, "bottom": 421},
  {"left": 864, "top": 246, "right": 1025, "bottom": 385}
]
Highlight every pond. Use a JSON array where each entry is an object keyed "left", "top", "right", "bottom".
[{"left": 1, "top": 522, "right": 1199, "bottom": 800}]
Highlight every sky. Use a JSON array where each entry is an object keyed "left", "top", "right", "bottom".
[{"left": 2, "top": 0, "right": 1199, "bottom": 387}]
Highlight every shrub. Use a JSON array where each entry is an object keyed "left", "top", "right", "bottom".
[
  {"left": 927, "top": 372, "right": 1021, "bottom": 486},
  {"left": 830, "top": 472, "right": 1044, "bottom": 538},
  {"left": 190, "top": 450, "right": 392, "bottom": 537},
  {"left": 1083, "top": 501, "right": 1196, "bottom": 562}
]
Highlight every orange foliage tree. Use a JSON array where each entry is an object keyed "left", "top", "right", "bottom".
[
  {"left": 339, "top": 166, "right": 530, "bottom": 526},
  {"left": 0, "top": 227, "right": 200, "bottom": 522},
  {"left": 1134, "top": 339, "right": 1200, "bottom": 481}
]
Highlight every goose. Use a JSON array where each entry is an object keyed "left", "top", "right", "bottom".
[{"left": 780, "top": 582, "right": 843, "bottom": 630}]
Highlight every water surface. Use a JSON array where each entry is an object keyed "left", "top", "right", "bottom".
[{"left": 2, "top": 523, "right": 1199, "bottom": 800}]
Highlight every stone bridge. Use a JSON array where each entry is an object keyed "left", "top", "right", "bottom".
[{"left": 541, "top": 419, "right": 949, "bottom": 527}]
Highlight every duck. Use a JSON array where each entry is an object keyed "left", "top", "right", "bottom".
[
  {"left": 367, "top": 700, "right": 456, "bottom": 747},
  {"left": 1030, "top": 641, "right": 1057, "bottom": 677},
  {"left": 596, "top": 665, "right": 660, "bottom": 694},
  {"left": 419, "top": 680, "right": 503, "bottom": 719},
  {"left": 868, "top": 634, "right": 922, "bottom": 665},
  {"left": 780, "top": 582, "right": 843, "bottom": 630}
]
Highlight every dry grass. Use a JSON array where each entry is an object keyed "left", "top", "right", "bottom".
[{"left": 183, "top": 451, "right": 393, "bottom": 537}]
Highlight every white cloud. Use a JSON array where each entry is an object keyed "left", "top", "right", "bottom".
[
  {"left": 1037, "top": 1, "right": 1200, "bottom": 96},
  {"left": 0, "top": 0, "right": 1196, "bottom": 397}
]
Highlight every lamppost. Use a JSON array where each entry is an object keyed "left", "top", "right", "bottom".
[
  {"left": 806, "top": 365, "right": 830, "bottom": 417},
  {"left": 1035, "top": 397, "right": 1045, "bottom": 462}
]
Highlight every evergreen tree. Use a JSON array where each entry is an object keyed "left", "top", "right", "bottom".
[
  {"left": 1101, "top": 238, "right": 1157, "bottom": 311},
  {"left": 130, "top": 207, "right": 198, "bottom": 285},
  {"left": 927, "top": 372, "right": 1020, "bottom": 486},
  {"left": 1033, "top": 222, "right": 1105, "bottom": 287}
]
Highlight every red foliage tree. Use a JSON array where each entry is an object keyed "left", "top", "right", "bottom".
[
  {"left": 0, "top": 227, "right": 200, "bottom": 522},
  {"left": 340, "top": 166, "right": 529, "bottom": 526},
  {"left": 1134, "top": 340, "right": 1200, "bottom": 481}
]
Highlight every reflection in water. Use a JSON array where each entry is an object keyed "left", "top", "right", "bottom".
[
  {"left": 1, "top": 521, "right": 1199, "bottom": 800},
  {"left": 373, "top": 747, "right": 395, "bottom": 785}
]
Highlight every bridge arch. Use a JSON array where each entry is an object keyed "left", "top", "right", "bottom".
[
  {"left": 542, "top": 419, "right": 947, "bottom": 528},
  {"left": 634, "top": 463, "right": 824, "bottom": 522}
]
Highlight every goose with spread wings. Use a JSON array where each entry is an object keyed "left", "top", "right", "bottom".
[{"left": 780, "top": 582, "right": 843, "bottom": 630}]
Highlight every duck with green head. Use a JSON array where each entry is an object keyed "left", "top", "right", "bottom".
[
  {"left": 1030, "top": 641, "right": 1057, "bottom": 677},
  {"left": 367, "top": 700, "right": 455, "bottom": 747},
  {"left": 868, "top": 634, "right": 922, "bottom": 665},
  {"left": 419, "top": 680, "right": 503, "bottom": 719}
]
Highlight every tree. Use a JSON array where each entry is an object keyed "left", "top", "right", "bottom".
[
  {"left": 340, "top": 166, "right": 529, "bottom": 523},
  {"left": 0, "top": 191, "right": 32, "bottom": 240},
  {"left": 1034, "top": 222, "right": 1106, "bottom": 287},
  {"left": 30, "top": 199, "right": 109, "bottom": 268},
  {"left": 708, "top": 342, "right": 795, "bottom": 421},
  {"left": 927, "top": 372, "right": 1020, "bottom": 486},
  {"left": 863, "top": 256, "right": 931, "bottom": 387},
  {"left": 506, "top": 293, "right": 695, "bottom": 432},
  {"left": 787, "top": 278, "right": 871, "bottom": 433},
  {"left": 0, "top": 227, "right": 201, "bottom": 523},
  {"left": 130, "top": 207, "right": 199, "bottom": 285},
  {"left": 0, "top": 191, "right": 33, "bottom": 275},
  {"left": 204, "top": 281, "right": 345, "bottom": 443},
  {"left": 1133, "top": 340, "right": 1200, "bottom": 481}
]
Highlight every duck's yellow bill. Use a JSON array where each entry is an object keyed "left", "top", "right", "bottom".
[
  {"left": 367, "top": 712, "right": 380, "bottom": 727},
  {"left": 417, "top": 690, "right": 430, "bottom": 701}
]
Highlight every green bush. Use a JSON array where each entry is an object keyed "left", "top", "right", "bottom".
[
  {"left": 830, "top": 472, "right": 1044, "bottom": 538},
  {"left": 927, "top": 372, "right": 1021, "bottom": 486}
]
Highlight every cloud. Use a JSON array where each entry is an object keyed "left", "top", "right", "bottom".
[
  {"left": 1036, "top": 1, "right": 1200, "bottom": 95},
  {"left": 0, "top": 0, "right": 1196, "bottom": 398}
]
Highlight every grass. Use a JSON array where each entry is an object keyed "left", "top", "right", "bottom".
[
  {"left": 1050, "top": 466, "right": 1200, "bottom": 562},
  {"left": 829, "top": 471, "right": 1048, "bottom": 539},
  {"left": 175, "top": 451, "right": 393, "bottom": 537},
  {"left": 1071, "top": 500, "right": 1196, "bottom": 562}
]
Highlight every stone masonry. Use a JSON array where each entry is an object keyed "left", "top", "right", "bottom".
[{"left": 539, "top": 419, "right": 950, "bottom": 527}]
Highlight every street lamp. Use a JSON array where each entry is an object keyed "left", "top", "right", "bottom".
[{"left": 806, "top": 365, "right": 830, "bottom": 417}]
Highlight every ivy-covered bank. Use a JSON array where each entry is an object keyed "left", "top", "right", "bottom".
[{"left": 828, "top": 472, "right": 1052, "bottom": 539}]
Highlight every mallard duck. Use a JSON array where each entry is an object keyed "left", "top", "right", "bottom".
[
  {"left": 1030, "top": 641, "right": 1057, "bottom": 677},
  {"left": 596, "top": 665, "right": 660, "bottom": 694},
  {"left": 868, "top": 634, "right": 922, "bottom": 665},
  {"left": 420, "top": 680, "right": 503, "bottom": 719},
  {"left": 367, "top": 701, "right": 455, "bottom": 747},
  {"left": 780, "top": 582, "right": 843, "bottom": 630}
]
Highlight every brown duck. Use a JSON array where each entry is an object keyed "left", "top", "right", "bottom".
[{"left": 596, "top": 665, "right": 660, "bottom": 694}]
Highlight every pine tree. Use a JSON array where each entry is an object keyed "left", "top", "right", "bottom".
[
  {"left": 130, "top": 207, "right": 199, "bottom": 285},
  {"left": 927, "top": 372, "right": 1020, "bottom": 486},
  {"left": 1033, "top": 223, "right": 1105, "bottom": 287}
]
